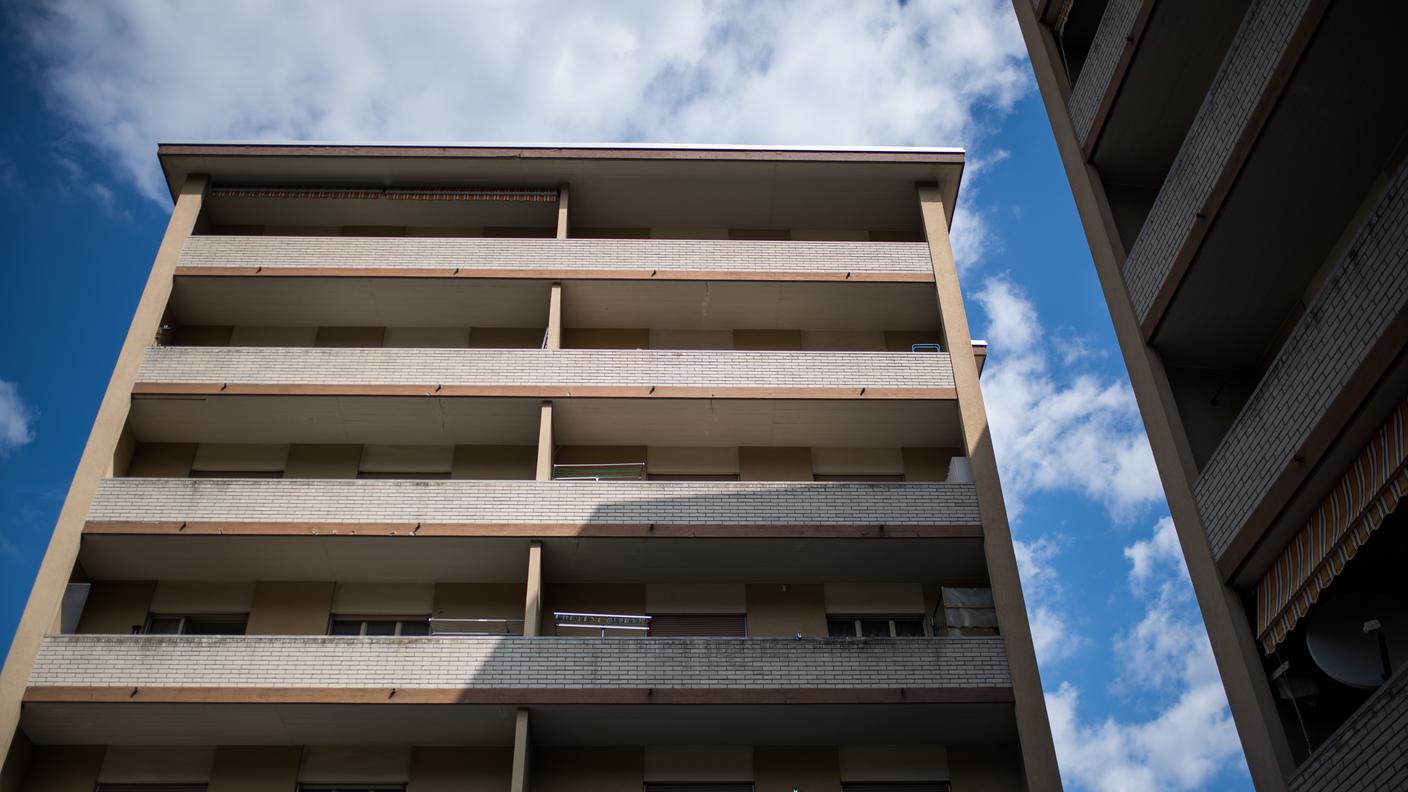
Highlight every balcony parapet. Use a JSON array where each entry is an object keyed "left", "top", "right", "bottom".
[
  {"left": 1122, "top": 0, "right": 1313, "bottom": 324},
  {"left": 85, "top": 478, "right": 983, "bottom": 537},
  {"left": 1067, "top": 0, "right": 1144, "bottom": 145},
  {"left": 1194, "top": 159, "right": 1408, "bottom": 560},
  {"left": 176, "top": 236, "right": 937, "bottom": 282},
  {"left": 133, "top": 347, "right": 956, "bottom": 399},
  {"left": 28, "top": 634, "right": 1011, "bottom": 697}
]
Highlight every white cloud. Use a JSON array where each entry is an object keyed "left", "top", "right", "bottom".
[
  {"left": 975, "top": 275, "right": 1163, "bottom": 521},
  {"left": 1124, "top": 516, "right": 1184, "bottom": 589},
  {"left": 1013, "top": 536, "right": 1087, "bottom": 665},
  {"left": 1046, "top": 517, "right": 1246, "bottom": 792},
  {"left": 0, "top": 380, "right": 36, "bottom": 453},
  {"left": 17, "top": 0, "right": 1032, "bottom": 206}
]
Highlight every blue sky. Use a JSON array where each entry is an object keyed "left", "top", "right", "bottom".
[{"left": 0, "top": 3, "right": 1251, "bottom": 790}]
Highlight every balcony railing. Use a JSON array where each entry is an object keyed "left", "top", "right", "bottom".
[
  {"left": 29, "top": 634, "right": 1011, "bottom": 692},
  {"left": 176, "top": 236, "right": 937, "bottom": 280}
]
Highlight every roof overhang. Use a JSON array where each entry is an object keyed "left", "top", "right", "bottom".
[{"left": 157, "top": 142, "right": 966, "bottom": 230}]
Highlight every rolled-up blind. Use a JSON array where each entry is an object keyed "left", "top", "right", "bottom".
[
  {"left": 643, "top": 785, "right": 754, "bottom": 792},
  {"left": 97, "top": 786, "right": 208, "bottom": 792},
  {"left": 839, "top": 777, "right": 951, "bottom": 783},
  {"left": 648, "top": 614, "right": 747, "bottom": 637}
]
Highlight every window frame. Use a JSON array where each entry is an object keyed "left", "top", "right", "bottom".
[
  {"left": 143, "top": 613, "right": 249, "bottom": 636},
  {"left": 825, "top": 614, "right": 929, "bottom": 638},
  {"left": 328, "top": 615, "right": 432, "bottom": 637}
]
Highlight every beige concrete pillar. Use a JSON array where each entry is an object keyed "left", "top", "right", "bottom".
[
  {"left": 523, "top": 541, "right": 544, "bottom": 638},
  {"left": 555, "top": 184, "right": 570, "bottom": 239},
  {"left": 546, "top": 283, "right": 563, "bottom": 350},
  {"left": 918, "top": 184, "right": 1062, "bottom": 792},
  {"left": 510, "top": 707, "right": 531, "bottom": 792},
  {"left": 536, "top": 401, "right": 554, "bottom": 481},
  {"left": 0, "top": 175, "right": 208, "bottom": 764}
]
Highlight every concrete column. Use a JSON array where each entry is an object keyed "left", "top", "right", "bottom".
[
  {"left": 523, "top": 541, "right": 543, "bottom": 638},
  {"left": 536, "top": 401, "right": 554, "bottom": 481},
  {"left": 546, "top": 283, "right": 563, "bottom": 350},
  {"left": 555, "top": 184, "right": 570, "bottom": 239},
  {"left": 1008, "top": 6, "right": 1296, "bottom": 787},
  {"left": 0, "top": 175, "right": 208, "bottom": 765},
  {"left": 918, "top": 184, "right": 1062, "bottom": 792},
  {"left": 510, "top": 707, "right": 531, "bottom": 792}
]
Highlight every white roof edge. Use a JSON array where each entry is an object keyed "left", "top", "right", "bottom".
[{"left": 158, "top": 140, "right": 965, "bottom": 155}]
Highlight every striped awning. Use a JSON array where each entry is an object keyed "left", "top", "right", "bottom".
[{"left": 1256, "top": 399, "right": 1408, "bottom": 655}]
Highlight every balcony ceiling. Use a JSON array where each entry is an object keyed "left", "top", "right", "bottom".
[
  {"left": 78, "top": 534, "right": 990, "bottom": 585},
  {"left": 158, "top": 144, "right": 963, "bottom": 232},
  {"left": 171, "top": 276, "right": 942, "bottom": 331},
  {"left": 127, "top": 395, "right": 963, "bottom": 448}
]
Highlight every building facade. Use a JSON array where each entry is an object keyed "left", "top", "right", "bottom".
[
  {"left": 1013, "top": 1, "right": 1408, "bottom": 790},
  {"left": 0, "top": 144, "right": 1062, "bottom": 792}
]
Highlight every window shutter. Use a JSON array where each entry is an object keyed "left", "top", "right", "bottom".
[
  {"left": 648, "top": 614, "right": 747, "bottom": 637},
  {"left": 839, "top": 777, "right": 951, "bottom": 783}
]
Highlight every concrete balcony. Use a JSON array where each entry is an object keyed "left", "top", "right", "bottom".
[
  {"left": 1066, "top": 0, "right": 1143, "bottom": 145},
  {"left": 1192, "top": 159, "right": 1408, "bottom": 561},
  {"left": 29, "top": 634, "right": 1010, "bottom": 694},
  {"left": 22, "top": 635, "right": 1016, "bottom": 746},
  {"left": 176, "top": 236, "right": 937, "bottom": 282},
  {"left": 86, "top": 478, "right": 981, "bottom": 536},
  {"left": 1121, "top": 0, "right": 1314, "bottom": 324},
  {"left": 134, "top": 346, "right": 955, "bottom": 399}
]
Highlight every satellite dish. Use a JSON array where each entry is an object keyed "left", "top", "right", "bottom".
[{"left": 1305, "top": 592, "right": 1408, "bottom": 689}]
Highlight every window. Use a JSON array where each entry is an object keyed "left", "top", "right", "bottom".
[
  {"left": 812, "top": 474, "right": 906, "bottom": 482},
  {"left": 647, "top": 474, "right": 741, "bottom": 481},
  {"left": 144, "top": 614, "right": 247, "bottom": 635},
  {"left": 329, "top": 617, "right": 430, "bottom": 637},
  {"left": 826, "top": 615, "right": 926, "bottom": 638},
  {"left": 648, "top": 614, "right": 747, "bottom": 637}
]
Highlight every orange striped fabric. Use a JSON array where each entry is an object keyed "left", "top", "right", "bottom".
[{"left": 1256, "top": 399, "right": 1408, "bottom": 655}]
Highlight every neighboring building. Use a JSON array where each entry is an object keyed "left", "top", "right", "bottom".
[
  {"left": 0, "top": 144, "right": 1062, "bottom": 791},
  {"left": 1014, "top": 1, "right": 1408, "bottom": 790}
]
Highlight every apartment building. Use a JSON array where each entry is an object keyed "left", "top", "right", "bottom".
[
  {"left": 0, "top": 143, "right": 1061, "bottom": 792},
  {"left": 1014, "top": 1, "right": 1408, "bottom": 790}
]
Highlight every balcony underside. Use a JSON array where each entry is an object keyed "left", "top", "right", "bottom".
[
  {"left": 78, "top": 533, "right": 988, "bottom": 584},
  {"left": 171, "top": 274, "right": 943, "bottom": 331},
  {"left": 19, "top": 700, "right": 1016, "bottom": 747},
  {"left": 128, "top": 394, "right": 963, "bottom": 448}
]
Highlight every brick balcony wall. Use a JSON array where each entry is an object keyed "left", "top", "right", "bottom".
[
  {"left": 1195, "top": 160, "right": 1408, "bottom": 558},
  {"left": 1289, "top": 664, "right": 1408, "bottom": 792},
  {"left": 136, "top": 347, "right": 955, "bottom": 391},
  {"left": 178, "top": 236, "right": 936, "bottom": 277},
  {"left": 1067, "top": 0, "right": 1143, "bottom": 144},
  {"left": 29, "top": 635, "right": 1011, "bottom": 690},
  {"left": 87, "top": 478, "right": 983, "bottom": 527},
  {"left": 1122, "top": 0, "right": 1310, "bottom": 322}
]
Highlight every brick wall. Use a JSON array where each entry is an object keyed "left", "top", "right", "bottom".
[
  {"left": 178, "top": 236, "right": 935, "bottom": 277},
  {"left": 29, "top": 635, "right": 1011, "bottom": 690},
  {"left": 1289, "top": 665, "right": 1408, "bottom": 792},
  {"left": 136, "top": 347, "right": 955, "bottom": 391},
  {"left": 1122, "top": 0, "right": 1310, "bottom": 321},
  {"left": 87, "top": 478, "right": 983, "bottom": 526},
  {"left": 1067, "top": 0, "right": 1143, "bottom": 144},
  {"left": 1195, "top": 160, "right": 1408, "bottom": 558}
]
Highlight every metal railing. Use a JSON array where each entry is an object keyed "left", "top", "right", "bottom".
[
  {"left": 554, "top": 611, "right": 652, "bottom": 636},
  {"left": 551, "top": 462, "right": 647, "bottom": 481},
  {"left": 428, "top": 617, "right": 526, "bottom": 636}
]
